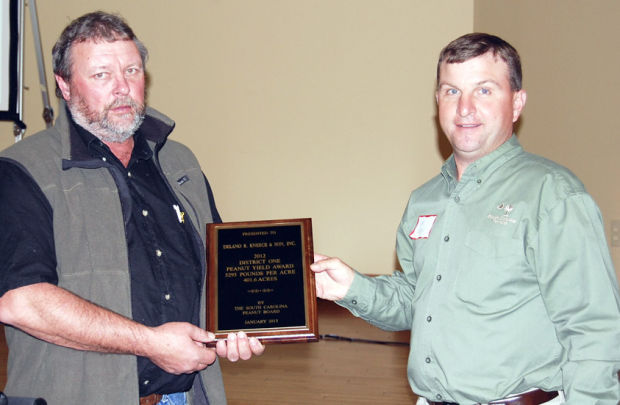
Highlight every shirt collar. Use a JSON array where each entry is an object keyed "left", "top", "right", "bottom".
[
  {"left": 441, "top": 135, "right": 524, "bottom": 183},
  {"left": 66, "top": 106, "right": 163, "bottom": 164}
]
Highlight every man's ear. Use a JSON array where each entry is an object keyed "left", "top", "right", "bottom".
[
  {"left": 512, "top": 89, "right": 527, "bottom": 123},
  {"left": 55, "top": 75, "right": 71, "bottom": 101}
]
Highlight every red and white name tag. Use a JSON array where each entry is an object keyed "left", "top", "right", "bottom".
[{"left": 409, "top": 215, "right": 437, "bottom": 239}]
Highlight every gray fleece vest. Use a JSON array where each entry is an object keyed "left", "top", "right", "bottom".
[{"left": 0, "top": 107, "right": 226, "bottom": 405}]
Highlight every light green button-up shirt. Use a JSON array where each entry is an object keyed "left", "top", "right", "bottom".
[{"left": 339, "top": 136, "right": 620, "bottom": 404}]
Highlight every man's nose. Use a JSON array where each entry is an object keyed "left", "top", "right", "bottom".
[
  {"left": 113, "top": 75, "right": 130, "bottom": 96},
  {"left": 457, "top": 94, "right": 475, "bottom": 117}
]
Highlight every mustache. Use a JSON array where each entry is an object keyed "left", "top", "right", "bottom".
[{"left": 106, "top": 97, "right": 144, "bottom": 112}]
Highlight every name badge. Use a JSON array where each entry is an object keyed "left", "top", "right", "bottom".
[{"left": 409, "top": 215, "right": 437, "bottom": 239}]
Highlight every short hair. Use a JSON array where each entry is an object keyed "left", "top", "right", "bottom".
[
  {"left": 52, "top": 11, "right": 148, "bottom": 97},
  {"left": 437, "top": 33, "right": 522, "bottom": 91}
]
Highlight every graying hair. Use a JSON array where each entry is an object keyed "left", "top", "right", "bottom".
[{"left": 52, "top": 11, "right": 148, "bottom": 97}]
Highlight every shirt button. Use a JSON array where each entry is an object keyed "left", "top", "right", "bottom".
[
  {"left": 164, "top": 294, "right": 171, "bottom": 301},
  {"left": 454, "top": 196, "right": 460, "bottom": 203},
  {"left": 436, "top": 394, "right": 443, "bottom": 400},
  {"left": 142, "top": 210, "right": 149, "bottom": 217},
  {"left": 444, "top": 235, "right": 450, "bottom": 242},
  {"left": 436, "top": 274, "right": 442, "bottom": 281},
  {"left": 155, "top": 249, "right": 162, "bottom": 257},
  {"left": 425, "top": 357, "right": 431, "bottom": 363},
  {"left": 128, "top": 171, "right": 132, "bottom": 178},
  {"left": 101, "top": 157, "right": 107, "bottom": 162},
  {"left": 143, "top": 380, "right": 150, "bottom": 386},
  {"left": 351, "top": 299, "right": 358, "bottom": 305},
  {"left": 477, "top": 179, "right": 482, "bottom": 184},
  {"left": 426, "top": 316, "right": 432, "bottom": 322}
]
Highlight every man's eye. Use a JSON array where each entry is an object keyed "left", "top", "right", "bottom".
[
  {"left": 479, "top": 88, "right": 490, "bottom": 95},
  {"left": 94, "top": 72, "right": 107, "bottom": 79},
  {"left": 446, "top": 88, "right": 458, "bottom": 95}
]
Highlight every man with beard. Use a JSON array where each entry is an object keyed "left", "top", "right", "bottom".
[{"left": 0, "top": 11, "right": 263, "bottom": 405}]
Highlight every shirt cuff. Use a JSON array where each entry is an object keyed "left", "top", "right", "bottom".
[{"left": 335, "top": 271, "right": 375, "bottom": 317}]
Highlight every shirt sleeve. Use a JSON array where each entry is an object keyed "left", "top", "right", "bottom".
[
  {"left": 0, "top": 159, "right": 58, "bottom": 297},
  {"left": 535, "top": 192, "right": 620, "bottom": 403}
]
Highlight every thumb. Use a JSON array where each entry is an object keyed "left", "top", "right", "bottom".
[
  {"left": 313, "top": 253, "right": 329, "bottom": 263},
  {"left": 190, "top": 326, "right": 214, "bottom": 343}
]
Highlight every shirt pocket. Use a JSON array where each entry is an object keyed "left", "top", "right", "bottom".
[{"left": 454, "top": 230, "right": 535, "bottom": 312}]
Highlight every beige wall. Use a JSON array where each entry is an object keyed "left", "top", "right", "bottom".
[
  {"left": 2, "top": 1, "right": 616, "bottom": 279},
  {"left": 474, "top": 0, "right": 620, "bottom": 281},
  {"left": 0, "top": 1, "right": 473, "bottom": 275}
]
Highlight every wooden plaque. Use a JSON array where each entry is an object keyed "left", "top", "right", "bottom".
[{"left": 206, "top": 218, "right": 318, "bottom": 344}]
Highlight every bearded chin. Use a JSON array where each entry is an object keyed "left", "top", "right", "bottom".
[{"left": 68, "top": 98, "right": 146, "bottom": 143}]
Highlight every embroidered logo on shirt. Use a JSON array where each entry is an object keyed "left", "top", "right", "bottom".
[
  {"left": 487, "top": 203, "right": 517, "bottom": 225},
  {"left": 409, "top": 215, "right": 437, "bottom": 239}
]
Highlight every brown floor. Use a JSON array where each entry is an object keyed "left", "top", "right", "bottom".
[
  {"left": 220, "top": 300, "right": 417, "bottom": 404},
  {"left": 0, "top": 300, "right": 417, "bottom": 404}
]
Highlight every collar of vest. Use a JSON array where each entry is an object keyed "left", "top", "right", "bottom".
[{"left": 57, "top": 101, "right": 176, "bottom": 170}]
